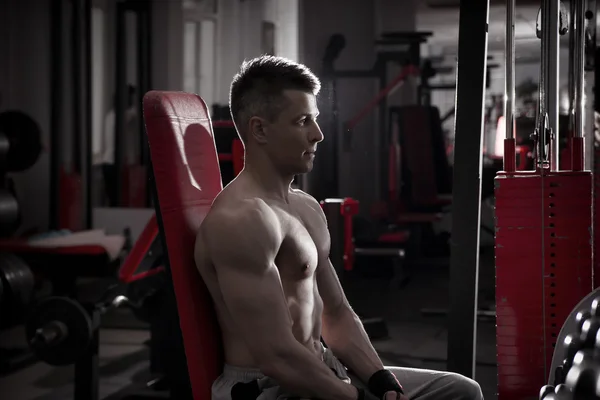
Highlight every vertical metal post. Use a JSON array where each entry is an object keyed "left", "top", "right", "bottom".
[
  {"left": 74, "top": 306, "right": 100, "bottom": 400},
  {"left": 49, "top": 0, "right": 63, "bottom": 230},
  {"left": 137, "top": 2, "right": 152, "bottom": 205},
  {"left": 535, "top": 0, "right": 560, "bottom": 170},
  {"left": 568, "top": 0, "right": 577, "bottom": 136},
  {"left": 72, "top": 0, "right": 82, "bottom": 179},
  {"left": 574, "top": 0, "right": 586, "bottom": 139},
  {"left": 504, "top": 0, "right": 517, "bottom": 173},
  {"left": 72, "top": 0, "right": 86, "bottom": 230},
  {"left": 569, "top": 0, "right": 587, "bottom": 171},
  {"left": 546, "top": 0, "right": 561, "bottom": 170},
  {"left": 447, "top": 0, "right": 489, "bottom": 378},
  {"left": 84, "top": 0, "right": 92, "bottom": 228},
  {"left": 115, "top": 2, "right": 126, "bottom": 206},
  {"left": 585, "top": 1, "right": 596, "bottom": 171},
  {"left": 379, "top": 64, "right": 388, "bottom": 202},
  {"left": 505, "top": 0, "right": 515, "bottom": 141}
]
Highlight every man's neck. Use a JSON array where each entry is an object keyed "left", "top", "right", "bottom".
[{"left": 243, "top": 155, "right": 294, "bottom": 203}]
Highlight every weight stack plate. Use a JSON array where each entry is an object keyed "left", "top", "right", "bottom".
[{"left": 495, "top": 170, "right": 593, "bottom": 399}]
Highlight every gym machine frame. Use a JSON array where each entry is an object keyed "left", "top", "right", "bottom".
[
  {"left": 115, "top": 0, "right": 153, "bottom": 207},
  {"left": 28, "top": 296, "right": 128, "bottom": 400},
  {"left": 25, "top": 213, "right": 187, "bottom": 400},
  {"left": 446, "top": 0, "right": 490, "bottom": 378},
  {"left": 49, "top": 0, "right": 93, "bottom": 231},
  {"left": 321, "top": 198, "right": 407, "bottom": 341},
  {"left": 319, "top": 32, "right": 430, "bottom": 201},
  {"left": 494, "top": 0, "right": 595, "bottom": 398}
]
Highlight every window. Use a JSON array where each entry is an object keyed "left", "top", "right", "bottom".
[
  {"left": 183, "top": 18, "right": 217, "bottom": 109},
  {"left": 183, "top": 22, "right": 198, "bottom": 94},
  {"left": 199, "top": 19, "right": 216, "bottom": 103},
  {"left": 91, "top": 7, "right": 105, "bottom": 165},
  {"left": 183, "top": 0, "right": 218, "bottom": 14}
]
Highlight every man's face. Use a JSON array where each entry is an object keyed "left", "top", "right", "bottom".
[{"left": 262, "top": 90, "right": 324, "bottom": 175}]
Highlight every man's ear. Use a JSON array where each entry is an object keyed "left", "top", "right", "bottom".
[{"left": 248, "top": 116, "right": 269, "bottom": 144}]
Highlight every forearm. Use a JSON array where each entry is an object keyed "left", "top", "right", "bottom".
[
  {"left": 263, "top": 343, "right": 358, "bottom": 400},
  {"left": 322, "top": 308, "right": 385, "bottom": 383}
]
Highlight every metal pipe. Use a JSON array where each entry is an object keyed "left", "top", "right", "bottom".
[
  {"left": 49, "top": 0, "right": 63, "bottom": 230},
  {"left": 72, "top": 0, "right": 85, "bottom": 230},
  {"left": 574, "top": 0, "right": 585, "bottom": 139},
  {"left": 447, "top": 0, "right": 489, "bottom": 379},
  {"left": 84, "top": 0, "right": 92, "bottom": 228},
  {"left": 504, "top": 0, "right": 515, "bottom": 140},
  {"left": 584, "top": 1, "right": 597, "bottom": 171},
  {"left": 536, "top": 0, "right": 560, "bottom": 170},
  {"left": 546, "top": 0, "right": 560, "bottom": 170},
  {"left": 503, "top": 0, "right": 517, "bottom": 172},
  {"left": 72, "top": 0, "right": 82, "bottom": 175},
  {"left": 568, "top": 0, "right": 577, "bottom": 135},
  {"left": 536, "top": 10, "right": 548, "bottom": 168},
  {"left": 115, "top": 2, "right": 126, "bottom": 206},
  {"left": 354, "top": 248, "right": 406, "bottom": 257}
]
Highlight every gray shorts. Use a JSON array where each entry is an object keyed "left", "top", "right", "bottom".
[
  {"left": 211, "top": 350, "right": 484, "bottom": 400},
  {"left": 211, "top": 348, "right": 350, "bottom": 400}
]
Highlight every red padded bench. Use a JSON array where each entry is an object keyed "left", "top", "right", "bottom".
[{"left": 143, "top": 91, "right": 224, "bottom": 400}]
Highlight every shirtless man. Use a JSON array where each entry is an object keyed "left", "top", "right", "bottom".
[{"left": 195, "top": 56, "right": 484, "bottom": 400}]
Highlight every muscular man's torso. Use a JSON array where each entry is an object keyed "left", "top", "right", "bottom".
[{"left": 196, "top": 178, "right": 329, "bottom": 367}]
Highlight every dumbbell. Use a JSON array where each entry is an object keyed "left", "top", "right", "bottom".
[
  {"left": 561, "top": 298, "right": 600, "bottom": 399},
  {"left": 565, "top": 349, "right": 600, "bottom": 400},
  {"left": 591, "top": 299, "right": 600, "bottom": 317},
  {"left": 540, "top": 384, "right": 573, "bottom": 400},
  {"left": 557, "top": 317, "right": 591, "bottom": 384},
  {"left": 562, "top": 334, "right": 585, "bottom": 378},
  {"left": 26, "top": 295, "right": 129, "bottom": 366},
  {"left": 576, "top": 310, "right": 593, "bottom": 334},
  {"left": 580, "top": 317, "right": 600, "bottom": 348}
]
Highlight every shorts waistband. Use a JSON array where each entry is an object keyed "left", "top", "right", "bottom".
[{"left": 222, "top": 364, "right": 265, "bottom": 382}]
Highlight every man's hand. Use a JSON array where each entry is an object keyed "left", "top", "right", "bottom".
[{"left": 384, "top": 391, "right": 409, "bottom": 400}]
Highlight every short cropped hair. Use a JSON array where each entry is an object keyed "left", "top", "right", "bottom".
[{"left": 229, "top": 55, "right": 321, "bottom": 143}]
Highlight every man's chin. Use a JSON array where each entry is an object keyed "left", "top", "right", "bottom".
[{"left": 298, "top": 164, "right": 314, "bottom": 174}]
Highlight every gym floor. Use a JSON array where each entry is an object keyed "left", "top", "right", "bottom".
[{"left": 0, "top": 246, "right": 499, "bottom": 400}]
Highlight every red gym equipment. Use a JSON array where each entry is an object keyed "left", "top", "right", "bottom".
[
  {"left": 494, "top": 1, "right": 594, "bottom": 398},
  {"left": 143, "top": 91, "right": 225, "bottom": 400}
]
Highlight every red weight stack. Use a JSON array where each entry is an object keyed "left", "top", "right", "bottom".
[{"left": 495, "top": 170, "right": 593, "bottom": 399}]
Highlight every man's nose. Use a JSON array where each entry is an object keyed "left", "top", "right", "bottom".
[{"left": 310, "top": 124, "right": 324, "bottom": 143}]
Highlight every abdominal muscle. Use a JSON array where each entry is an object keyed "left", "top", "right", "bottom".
[{"left": 221, "top": 278, "right": 325, "bottom": 368}]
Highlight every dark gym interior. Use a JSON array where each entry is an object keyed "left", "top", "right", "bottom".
[{"left": 1, "top": 0, "right": 599, "bottom": 399}]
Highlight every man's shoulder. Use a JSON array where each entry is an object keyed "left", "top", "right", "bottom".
[
  {"left": 200, "top": 196, "right": 282, "bottom": 263},
  {"left": 291, "top": 188, "right": 321, "bottom": 208},
  {"left": 202, "top": 195, "right": 277, "bottom": 237},
  {"left": 291, "top": 189, "right": 326, "bottom": 222}
]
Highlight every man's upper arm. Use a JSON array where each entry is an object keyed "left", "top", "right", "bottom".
[
  {"left": 317, "top": 255, "right": 350, "bottom": 318},
  {"left": 204, "top": 201, "right": 296, "bottom": 367}
]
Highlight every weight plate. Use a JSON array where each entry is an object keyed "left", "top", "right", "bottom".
[
  {"left": 26, "top": 297, "right": 92, "bottom": 366},
  {"left": 0, "top": 253, "right": 34, "bottom": 328},
  {"left": 0, "top": 110, "right": 43, "bottom": 172},
  {"left": 0, "top": 188, "right": 20, "bottom": 236}
]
